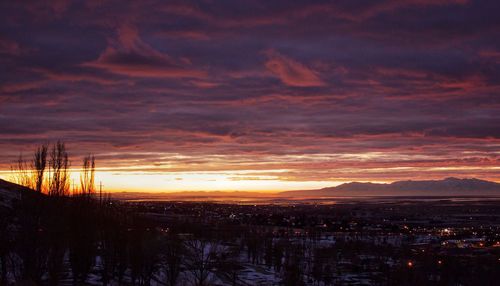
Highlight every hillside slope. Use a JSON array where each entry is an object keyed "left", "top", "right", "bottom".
[{"left": 0, "top": 179, "right": 34, "bottom": 208}]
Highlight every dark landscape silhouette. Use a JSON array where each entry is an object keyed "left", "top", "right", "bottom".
[
  {"left": 1, "top": 1, "right": 499, "bottom": 285},
  {"left": 1, "top": 143, "right": 500, "bottom": 285}
]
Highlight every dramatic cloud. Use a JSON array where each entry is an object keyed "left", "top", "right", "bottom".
[
  {"left": 264, "top": 50, "right": 325, "bottom": 87},
  {"left": 0, "top": 0, "right": 498, "bottom": 191},
  {"left": 84, "top": 25, "right": 206, "bottom": 79}
]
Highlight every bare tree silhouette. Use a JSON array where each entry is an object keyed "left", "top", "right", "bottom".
[
  {"left": 32, "top": 144, "right": 48, "bottom": 193},
  {"left": 48, "top": 141, "right": 70, "bottom": 197},
  {"left": 80, "top": 154, "right": 95, "bottom": 196},
  {"left": 10, "top": 153, "right": 32, "bottom": 189},
  {"left": 184, "top": 239, "right": 219, "bottom": 286},
  {"left": 162, "top": 235, "right": 184, "bottom": 286}
]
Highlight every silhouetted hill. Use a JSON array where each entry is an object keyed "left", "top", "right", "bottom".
[
  {"left": 280, "top": 177, "right": 500, "bottom": 197},
  {"left": 0, "top": 179, "right": 36, "bottom": 208}
]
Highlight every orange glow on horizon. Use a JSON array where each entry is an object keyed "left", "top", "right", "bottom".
[
  {"left": 1, "top": 165, "right": 499, "bottom": 193},
  {"left": 0, "top": 169, "right": 345, "bottom": 193}
]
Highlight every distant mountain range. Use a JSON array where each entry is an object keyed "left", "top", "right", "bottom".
[
  {"left": 280, "top": 177, "right": 500, "bottom": 197},
  {"left": 94, "top": 177, "right": 500, "bottom": 199}
]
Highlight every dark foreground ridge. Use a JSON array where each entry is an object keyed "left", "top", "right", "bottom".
[
  {"left": 0, "top": 178, "right": 41, "bottom": 209},
  {"left": 1, "top": 178, "right": 500, "bottom": 285}
]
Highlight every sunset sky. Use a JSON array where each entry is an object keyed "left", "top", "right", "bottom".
[{"left": 0, "top": 0, "right": 499, "bottom": 192}]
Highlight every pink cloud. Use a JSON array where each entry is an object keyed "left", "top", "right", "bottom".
[
  {"left": 0, "top": 80, "right": 47, "bottom": 93},
  {"left": 353, "top": 0, "right": 469, "bottom": 20},
  {"left": 190, "top": 80, "right": 220, "bottom": 89},
  {"left": 0, "top": 38, "right": 22, "bottom": 56},
  {"left": 156, "top": 30, "right": 211, "bottom": 41},
  {"left": 50, "top": 0, "right": 70, "bottom": 15},
  {"left": 376, "top": 67, "right": 429, "bottom": 79},
  {"left": 264, "top": 50, "right": 325, "bottom": 87},
  {"left": 479, "top": 49, "right": 500, "bottom": 63},
  {"left": 29, "top": 68, "right": 127, "bottom": 85},
  {"left": 83, "top": 25, "right": 206, "bottom": 79},
  {"left": 161, "top": 3, "right": 287, "bottom": 28}
]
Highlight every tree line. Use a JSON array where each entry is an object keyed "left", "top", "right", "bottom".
[{"left": 10, "top": 141, "right": 96, "bottom": 197}]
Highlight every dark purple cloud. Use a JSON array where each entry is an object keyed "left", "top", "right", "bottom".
[{"left": 0, "top": 0, "right": 499, "bottom": 187}]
